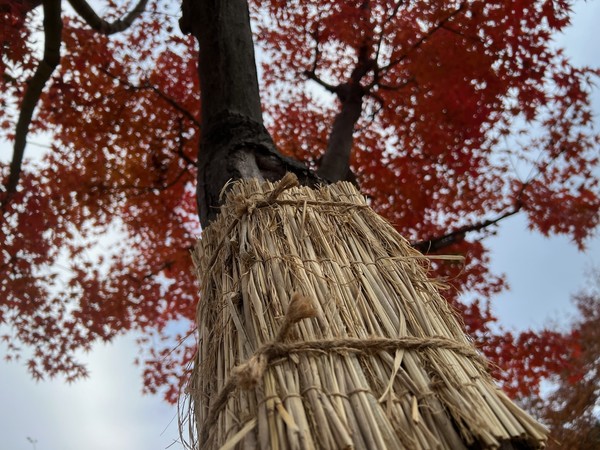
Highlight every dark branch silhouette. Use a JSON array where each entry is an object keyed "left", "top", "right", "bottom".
[
  {"left": 380, "top": 3, "right": 466, "bottom": 72},
  {"left": 3, "top": 0, "right": 62, "bottom": 207},
  {"left": 100, "top": 68, "right": 201, "bottom": 129},
  {"left": 374, "top": 0, "right": 405, "bottom": 64},
  {"left": 2, "top": 0, "right": 149, "bottom": 209},
  {"left": 303, "top": 27, "right": 339, "bottom": 94},
  {"left": 309, "top": 2, "right": 467, "bottom": 184},
  {"left": 412, "top": 203, "right": 523, "bottom": 253},
  {"left": 67, "top": 0, "right": 148, "bottom": 35},
  {"left": 303, "top": 69, "right": 339, "bottom": 94}
]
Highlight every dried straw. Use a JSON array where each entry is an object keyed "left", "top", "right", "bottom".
[{"left": 185, "top": 173, "right": 547, "bottom": 449}]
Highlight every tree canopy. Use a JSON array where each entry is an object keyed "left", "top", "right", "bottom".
[
  {"left": 526, "top": 270, "right": 600, "bottom": 449},
  {"left": 1, "top": 0, "right": 598, "bottom": 404}
]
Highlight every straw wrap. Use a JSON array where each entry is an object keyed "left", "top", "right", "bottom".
[{"left": 186, "top": 174, "right": 547, "bottom": 449}]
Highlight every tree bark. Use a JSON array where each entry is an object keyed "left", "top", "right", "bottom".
[
  {"left": 317, "top": 83, "right": 363, "bottom": 182},
  {"left": 3, "top": 0, "right": 62, "bottom": 208},
  {"left": 180, "top": 0, "right": 318, "bottom": 226},
  {"left": 316, "top": 44, "right": 374, "bottom": 183}
]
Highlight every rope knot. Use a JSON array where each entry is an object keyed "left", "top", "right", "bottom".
[
  {"left": 231, "top": 353, "right": 268, "bottom": 390},
  {"left": 232, "top": 292, "right": 317, "bottom": 390}
]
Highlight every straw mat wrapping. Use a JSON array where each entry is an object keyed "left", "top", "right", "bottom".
[{"left": 187, "top": 174, "right": 547, "bottom": 449}]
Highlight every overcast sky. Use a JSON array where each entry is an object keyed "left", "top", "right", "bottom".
[{"left": 1, "top": 2, "right": 599, "bottom": 449}]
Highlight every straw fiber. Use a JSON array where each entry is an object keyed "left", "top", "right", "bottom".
[{"left": 186, "top": 174, "right": 547, "bottom": 449}]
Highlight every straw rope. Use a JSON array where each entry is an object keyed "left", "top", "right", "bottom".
[
  {"left": 203, "top": 173, "right": 369, "bottom": 286},
  {"left": 186, "top": 174, "right": 548, "bottom": 450},
  {"left": 199, "top": 293, "right": 490, "bottom": 443}
]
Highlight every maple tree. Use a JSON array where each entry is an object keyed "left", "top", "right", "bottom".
[
  {"left": 525, "top": 271, "right": 600, "bottom": 449},
  {"left": 1, "top": 0, "right": 598, "bottom": 403}
]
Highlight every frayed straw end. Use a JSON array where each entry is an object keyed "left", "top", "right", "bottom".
[
  {"left": 275, "top": 293, "right": 317, "bottom": 342},
  {"left": 268, "top": 173, "right": 300, "bottom": 202},
  {"left": 287, "top": 292, "right": 318, "bottom": 323},
  {"left": 232, "top": 354, "right": 268, "bottom": 390},
  {"left": 223, "top": 293, "right": 317, "bottom": 392}
]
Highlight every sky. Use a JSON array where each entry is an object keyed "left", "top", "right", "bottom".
[{"left": 1, "top": 2, "right": 600, "bottom": 449}]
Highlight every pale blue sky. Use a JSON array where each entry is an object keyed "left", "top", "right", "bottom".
[{"left": 1, "top": 2, "right": 599, "bottom": 449}]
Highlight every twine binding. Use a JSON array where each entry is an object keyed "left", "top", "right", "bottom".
[{"left": 186, "top": 175, "right": 548, "bottom": 450}]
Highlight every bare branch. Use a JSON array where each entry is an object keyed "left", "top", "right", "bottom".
[
  {"left": 411, "top": 133, "right": 578, "bottom": 253},
  {"left": 67, "top": 0, "right": 148, "bottom": 35},
  {"left": 374, "top": 0, "right": 405, "bottom": 65},
  {"left": 302, "top": 27, "right": 341, "bottom": 94},
  {"left": 2, "top": 0, "right": 62, "bottom": 207},
  {"left": 303, "top": 69, "right": 339, "bottom": 94},
  {"left": 176, "top": 117, "right": 197, "bottom": 168},
  {"left": 412, "top": 176, "right": 532, "bottom": 254},
  {"left": 354, "top": 91, "right": 385, "bottom": 132},
  {"left": 412, "top": 203, "right": 523, "bottom": 253},
  {"left": 308, "top": 27, "right": 321, "bottom": 75}
]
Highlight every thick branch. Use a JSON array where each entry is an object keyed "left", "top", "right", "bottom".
[
  {"left": 317, "top": 84, "right": 364, "bottom": 182},
  {"left": 314, "top": 3, "right": 460, "bottom": 183},
  {"left": 3, "top": 0, "right": 62, "bottom": 205},
  {"left": 317, "top": 45, "right": 375, "bottom": 182},
  {"left": 67, "top": 0, "right": 148, "bottom": 35}
]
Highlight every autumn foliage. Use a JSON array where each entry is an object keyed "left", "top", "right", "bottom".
[
  {"left": 525, "top": 272, "right": 600, "bottom": 448},
  {"left": 1, "top": 0, "right": 599, "bottom": 404}
]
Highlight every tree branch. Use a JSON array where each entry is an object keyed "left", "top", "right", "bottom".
[
  {"left": 412, "top": 203, "right": 523, "bottom": 253},
  {"left": 374, "top": 0, "right": 404, "bottom": 66},
  {"left": 317, "top": 44, "right": 375, "bottom": 182},
  {"left": 316, "top": 83, "right": 363, "bottom": 182},
  {"left": 354, "top": 91, "right": 384, "bottom": 132},
  {"left": 2, "top": 0, "right": 150, "bottom": 210},
  {"left": 2, "top": 0, "right": 62, "bottom": 207},
  {"left": 100, "top": 67, "right": 201, "bottom": 129},
  {"left": 380, "top": 3, "right": 466, "bottom": 72},
  {"left": 67, "top": 0, "right": 148, "bottom": 35},
  {"left": 303, "top": 69, "right": 339, "bottom": 94},
  {"left": 303, "top": 27, "right": 340, "bottom": 94},
  {"left": 411, "top": 130, "right": 577, "bottom": 254}
]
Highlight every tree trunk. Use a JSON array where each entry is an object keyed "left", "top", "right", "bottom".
[
  {"left": 317, "top": 83, "right": 363, "bottom": 182},
  {"left": 180, "top": 0, "right": 318, "bottom": 226}
]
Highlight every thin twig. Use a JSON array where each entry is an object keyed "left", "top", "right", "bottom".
[
  {"left": 380, "top": 3, "right": 466, "bottom": 72},
  {"left": 100, "top": 67, "right": 201, "bottom": 129}
]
